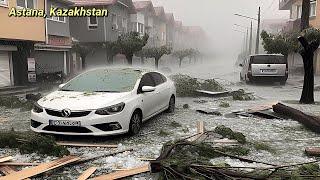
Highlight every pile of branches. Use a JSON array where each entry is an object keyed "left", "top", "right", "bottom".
[
  {"left": 151, "top": 131, "right": 320, "bottom": 179},
  {"left": 170, "top": 74, "right": 226, "bottom": 97}
]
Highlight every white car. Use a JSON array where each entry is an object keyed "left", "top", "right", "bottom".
[{"left": 30, "top": 68, "right": 176, "bottom": 136}]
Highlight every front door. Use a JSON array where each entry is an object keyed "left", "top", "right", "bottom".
[{"left": 0, "top": 52, "right": 11, "bottom": 87}]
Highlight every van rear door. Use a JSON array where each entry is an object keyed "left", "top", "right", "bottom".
[{"left": 250, "top": 55, "right": 287, "bottom": 76}]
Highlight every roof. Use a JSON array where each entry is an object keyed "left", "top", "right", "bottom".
[
  {"left": 154, "top": 6, "right": 165, "bottom": 18},
  {"left": 165, "top": 13, "right": 174, "bottom": 23},
  {"left": 70, "top": 0, "right": 136, "bottom": 13},
  {"left": 133, "top": 1, "right": 155, "bottom": 15},
  {"left": 70, "top": 0, "right": 117, "bottom": 6}
]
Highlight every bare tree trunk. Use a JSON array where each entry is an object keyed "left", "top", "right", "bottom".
[
  {"left": 301, "top": 0, "right": 310, "bottom": 31},
  {"left": 126, "top": 54, "right": 133, "bottom": 66},
  {"left": 155, "top": 58, "right": 160, "bottom": 69},
  {"left": 298, "top": 36, "right": 319, "bottom": 104},
  {"left": 179, "top": 58, "right": 182, "bottom": 68}
]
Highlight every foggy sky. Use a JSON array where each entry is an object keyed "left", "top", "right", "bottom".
[{"left": 145, "top": 0, "right": 290, "bottom": 60}]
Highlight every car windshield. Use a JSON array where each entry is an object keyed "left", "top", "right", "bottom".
[
  {"left": 60, "top": 69, "right": 141, "bottom": 92},
  {"left": 251, "top": 55, "right": 286, "bottom": 64}
]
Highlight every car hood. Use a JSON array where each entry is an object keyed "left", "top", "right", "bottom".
[{"left": 38, "top": 91, "right": 131, "bottom": 110}]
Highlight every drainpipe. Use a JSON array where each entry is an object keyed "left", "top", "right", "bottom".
[
  {"left": 45, "top": 0, "right": 48, "bottom": 44},
  {"left": 103, "top": 6, "right": 107, "bottom": 43}
]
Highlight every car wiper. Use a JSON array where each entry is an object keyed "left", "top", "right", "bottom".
[
  {"left": 94, "top": 90, "right": 120, "bottom": 93},
  {"left": 60, "top": 89, "right": 74, "bottom": 91}
]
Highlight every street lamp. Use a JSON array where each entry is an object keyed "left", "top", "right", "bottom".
[{"left": 234, "top": 6, "right": 261, "bottom": 54}]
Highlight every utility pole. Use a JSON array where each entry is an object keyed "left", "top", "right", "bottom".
[
  {"left": 246, "top": 28, "right": 249, "bottom": 55},
  {"left": 255, "top": 6, "right": 261, "bottom": 54},
  {"left": 249, "top": 21, "right": 253, "bottom": 55}
]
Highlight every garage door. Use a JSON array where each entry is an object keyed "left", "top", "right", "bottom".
[{"left": 0, "top": 52, "right": 11, "bottom": 87}]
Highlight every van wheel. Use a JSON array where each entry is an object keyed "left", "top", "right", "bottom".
[
  {"left": 128, "top": 111, "right": 142, "bottom": 135},
  {"left": 166, "top": 96, "right": 175, "bottom": 113}
]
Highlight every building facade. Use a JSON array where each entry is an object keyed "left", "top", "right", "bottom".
[{"left": 0, "top": 0, "right": 45, "bottom": 87}]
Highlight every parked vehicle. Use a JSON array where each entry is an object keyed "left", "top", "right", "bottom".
[
  {"left": 240, "top": 54, "right": 288, "bottom": 85},
  {"left": 30, "top": 68, "right": 176, "bottom": 136}
]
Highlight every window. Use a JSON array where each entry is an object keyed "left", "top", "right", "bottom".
[
  {"left": 138, "top": 73, "right": 155, "bottom": 93},
  {"left": 111, "top": 14, "right": 118, "bottom": 30},
  {"left": 150, "top": 72, "right": 165, "bottom": 86},
  {"left": 296, "top": 2, "right": 316, "bottom": 19},
  {"left": 49, "top": 5, "right": 65, "bottom": 23},
  {"left": 0, "top": 0, "right": 7, "bottom": 6},
  {"left": 138, "top": 23, "right": 144, "bottom": 34},
  {"left": 310, "top": 1, "right": 316, "bottom": 17},
  {"left": 17, "top": 0, "right": 36, "bottom": 8},
  {"left": 88, "top": 16, "right": 98, "bottom": 29},
  {"left": 122, "top": 18, "right": 127, "bottom": 32}
]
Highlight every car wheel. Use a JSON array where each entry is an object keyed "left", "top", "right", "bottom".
[
  {"left": 280, "top": 81, "right": 286, "bottom": 85},
  {"left": 166, "top": 96, "right": 175, "bottom": 113},
  {"left": 128, "top": 111, "right": 142, "bottom": 135}
]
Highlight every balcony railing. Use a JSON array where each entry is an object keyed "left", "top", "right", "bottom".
[{"left": 279, "top": 0, "right": 293, "bottom": 10}]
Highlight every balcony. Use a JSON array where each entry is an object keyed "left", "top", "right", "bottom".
[
  {"left": 283, "top": 19, "right": 301, "bottom": 32},
  {"left": 279, "top": 0, "right": 293, "bottom": 10}
]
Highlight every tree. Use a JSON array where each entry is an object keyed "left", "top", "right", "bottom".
[
  {"left": 103, "top": 41, "right": 120, "bottom": 65},
  {"left": 116, "top": 32, "right": 149, "bottom": 65},
  {"left": 261, "top": 28, "right": 320, "bottom": 104},
  {"left": 301, "top": 0, "right": 311, "bottom": 31},
  {"left": 172, "top": 49, "right": 192, "bottom": 68},
  {"left": 135, "top": 48, "right": 148, "bottom": 65},
  {"left": 72, "top": 42, "right": 101, "bottom": 70},
  {"left": 144, "top": 46, "right": 172, "bottom": 69}
]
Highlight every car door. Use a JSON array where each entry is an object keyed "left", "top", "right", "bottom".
[
  {"left": 138, "top": 73, "right": 158, "bottom": 119},
  {"left": 150, "top": 72, "right": 170, "bottom": 111}
]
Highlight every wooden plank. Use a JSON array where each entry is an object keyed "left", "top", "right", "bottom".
[
  {"left": 0, "top": 166, "right": 31, "bottom": 180},
  {"left": 196, "top": 90, "right": 231, "bottom": 96},
  {"left": 197, "top": 121, "right": 205, "bottom": 134},
  {"left": 0, "top": 156, "right": 80, "bottom": 180},
  {"left": 0, "top": 162, "right": 39, "bottom": 166},
  {"left": 56, "top": 142, "right": 118, "bottom": 148},
  {"left": 0, "top": 166, "right": 16, "bottom": 175},
  {"left": 92, "top": 164, "right": 150, "bottom": 180},
  {"left": 0, "top": 156, "right": 13, "bottom": 163},
  {"left": 305, "top": 147, "right": 320, "bottom": 156},
  {"left": 77, "top": 167, "right": 97, "bottom": 180}
]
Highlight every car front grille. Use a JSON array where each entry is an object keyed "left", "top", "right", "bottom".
[
  {"left": 43, "top": 126, "right": 92, "bottom": 133},
  {"left": 45, "top": 109, "right": 91, "bottom": 117}
]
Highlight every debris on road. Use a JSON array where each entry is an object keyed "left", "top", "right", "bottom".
[
  {"left": 214, "top": 125, "right": 246, "bottom": 144},
  {"left": 231, "top": 89, "right": 255, "bottom": 101},
  {"left": 305, "top": 147, "right": 320, "bottom": 157},
  {"left": 92, "top": 164, "right": 150, "bottom": 180},
  {"left": 196, "top": 109, "right": 222, "bottom": 116},
  {"left": 273, "top": 103, "right": 320, "bottom": 133},
  {"left": 56, "top": 142, "right": 118, "bottom": 148},
  {"left": 170, "top": 74, "right": 225, "bottom": 97},
  {"left": 0, "top": 156, "right": 12, "bottom": 163},
  {"left": 78, "top": 167, "right": 97, "bottom": 180},
  {"left": 182, "top": 104, "right": 189, "bottom": 109},
  {"left": 0, "top": 162, "right": 39, "bottom": 166},
  {"left": 0, "top": 156, "right": 80, "bottom": 180},
  {"left": 0, "top": 131, "right": 69, "bottom": 157},
  {"left": 0, "top": 96, "right": 34, "bottom": 111}
]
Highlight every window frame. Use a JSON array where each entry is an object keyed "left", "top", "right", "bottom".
[
  {"left": 0, "top": 0, "right": 8, "bottom": 7},
  {"left": 16, "top": 0, "right": 36, "bottom": 9},
  {"left": 48, "top": 4, "right": 66, "bottom": 23},
  {"left": 150, "top": 72, "right": 165, "bottom": 86},
  {"left": 138, "top": 73, "right": 156, "bottom": 94},
  {"left": 310, "top": 1, "right": 317, "bottom": 17},
  {"left": 87, "top": 16, "right": 98, "bottom": 30}
]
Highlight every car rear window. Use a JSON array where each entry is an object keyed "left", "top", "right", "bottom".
[{"left": 250, "top": 55, "right": 286, "bottom": 64}]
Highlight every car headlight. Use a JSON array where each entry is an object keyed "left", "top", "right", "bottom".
[
  {"left": 33, "top": 102, "right": 43, "bottom": 113},
  {"left": 95, "top": 102, "right": 125, "bottom": 115}
]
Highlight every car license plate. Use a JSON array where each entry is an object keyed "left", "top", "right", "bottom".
[
  {"left": 49, "top": 120, "right": 81, "bottom": 127},
  {"left": 261, "top": 69, "right": 276, "bottom": 73}
]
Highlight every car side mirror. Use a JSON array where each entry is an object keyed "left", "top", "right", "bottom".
[
  {"left": 142, "top": 86, "right": 156, "bottom": 93},
  {"left": 239, "top": 64, "right": 243, "bottom": 67},
  {"left": 58, "top": 83, "right": 66, "bottom": 89}
]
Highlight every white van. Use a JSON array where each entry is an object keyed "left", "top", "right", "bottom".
[{"left": 240, "top": 54, "right": 288, "bottom": 85}]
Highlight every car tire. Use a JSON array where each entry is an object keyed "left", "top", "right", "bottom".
[
  {"left": 128, "top": 111, "right": 142, "bottom": 135},
  {"left": 280, "top": 81, "right": 286, "bottom": 85},
  {"left": 166, "top": 96, "right": 175, "bottom": 113}
]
